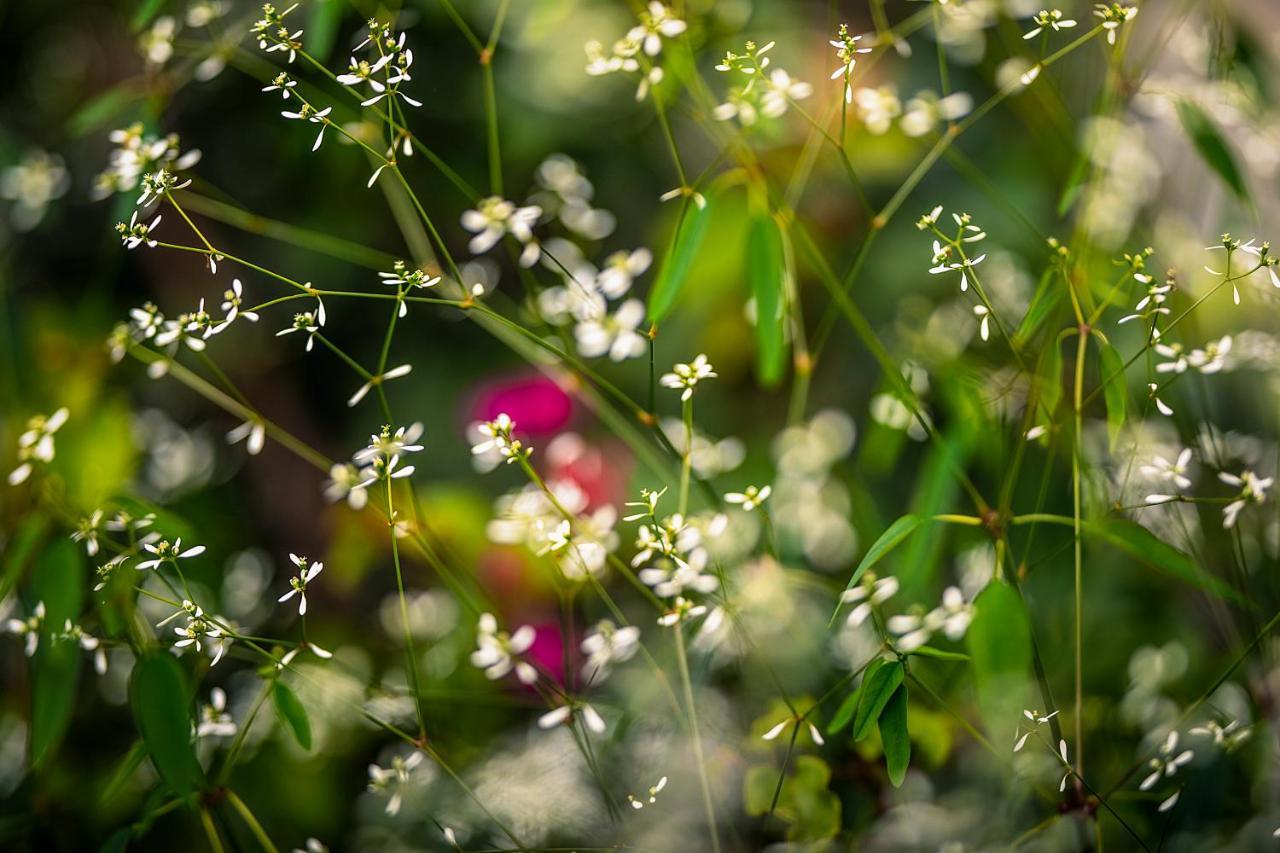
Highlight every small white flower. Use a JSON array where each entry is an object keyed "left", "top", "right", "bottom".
[
  {"left": 5, "top": 601, "right": 45, "bottom": 657},
  {"left": 538, "top": 701, "right": 607, "bottom": 735},
  {"left": 1140, "top": 448, "right": 1193, "bottom": 492},
  {"left": 840, "top": 574, "right": 899, "bottom": 627},
  {"left": 9, "top": 407, "right": 69, "bottom": 485},
  {"left": 575, "top": 298, "right": 648, "bottom": 362},
  {"left": 348, "top": 363, "right": 412, "bottom": 408},
  {"left": 227, "top": 419, "right": 266, "bottom": 456},
  {"left": 324, "top": 463, "right": 369, "bottom": 509},
  {"left": 1013, "top": 708, "right": 1059, "bottom": 752},
  {"left": 1219, "top": 469, "right": 1272, "bottom": 528},
  {"left": 461, "top": 197, "right": 542, "bottom": 265},
  {"left": 657, "top": 595, "right": 707, "bottom": 626},
  {"left": 627, "top": 775, "right": 668, "bottom": 809},
  {"left": 367, "top": 750, "right": 425, "bottom": 816},
  {"left": 137, "top": 537, "right": 206, "bottom": 571},
  {"left": 660, "top": 354, "right": 717, "bottom": 401},
  {"left": 597, "top": 248, "right": 653, "bottom": 298},
  {"left": 279, "top": 554, "right": 323, "bottom": 616},
  {"left": 724, "top": 484, "right": 771, "bottom": 511},
  {"left": 197, "top": 687, "right": 237, "bottom": 738},
  {"left": 470, "top": 413, "right": 531, "bottom": 465},
  {"left": 71, "top": 509, "right": 105, "bottom": 557},
  {"left": 1024, "top": 9, "right": 1077, "bottom": 39},
  {"left": 470, "top": 613, "right": 537, "bottom": 683},
  {"left": 1139, "top": 731, "right": 1193, "bottom": 791}
]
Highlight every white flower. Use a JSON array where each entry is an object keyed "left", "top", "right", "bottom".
[
  {"left": 262, "top": 72, "right": 297, "bottom": 99},
  {"left": 470, "top": 413, "right": 530, "bottom": 465},
  {"left": 117, "top": 210, "right": 162, "bottom": 249},
  {"left": 1, "top": 149, "right": 70, "bottom": 231},
  {"left": 538, "top": 701, "right": 607, "bottom": 735},
  {"left": 1023, "top": 9, "right": 1077, "bottom": 39},
  {"left": 829, "top": 24, "right": 872, "bottom": 88},
  {"left": 597, "top": 248, "right": 652, "bottom": 298},
  {"left": 725, "top": 484, "right": 771, "bottom": 511},
  {"left": 575, "top": 299, "right": 648, "bottom": 362},
  {"left": 461, "top": 197, "right": 542, "bottom": 265},
  {"left": 761, "top": 717, "right": 825, "bottom": 746},
  {"left": 1219, "top": 469, "right": 1272, "bottom": 528},
  {"left": 1093, "top": 3, "right": 1138, "bottom": 46},
  {"left": 275, "top": 298, "right": 326, "bottom": 351},
  {"left": 71, "top": 509, "right": 105, "bottom": 557},
  {"left": 5, "top": 601, "right": 45, "bottom": 657},
  {"left": 279, "top": 554, "right": 323, "bottom": 615},
  {"left": 657, "top": 595, "right": 707, "bottom": 626},
  {"left": 227, "top": 419, "right": 266, "bottom": 456},
  {"left": 631, "top": 2, "right": 686, "bottom": 57},
  {"left": 1013, "top": 708, "right": 1059, "bottom": 752},
  {"left": 853, "top": 85, "right": 902, "bottom": 134},
  {"left": 929, "top": 248, "right": 986, "bottom": 292},
  {"left": 197, "top": 687, "right": 237, "bottom": 738},
  {"left": 581, "top": 620, "right": 641, "bottom": 681},
  {"left": 9, "top": 407, "right": 68, "bottom": 485},
  {"left": 1140, "top": 448, "right": 1193, "bottom": 492},
  {"left": 367, "top": 750, "right": 425, "bottom": 816},
  {"left": 470, "top": 613, "right": 537, "bottom": 683},
  {"left": 213, "top": 279, "right": 260, "bottom": 333},
  {"left": 760, "top": 69, "right": 813, "bottom": 118},
  {"left": 324, "top": 463, "right": 369, "bottom": 510},
  {"left": 1139, "top": 731, "right": 1193, "bottom": 791},
  {"left": 660, "top": 354, "right": 717, "bottom": 401},
  {"left": 1187, "top": 336, "right": 1232, "bottom": 374},
  {"left": 900, "top": 91, "right": 972, "bottom": 137},
  {"left": 137, "top": 537, "right": 206, "bottom": 571},
  {"left": 840, "top": 574, "right": 899, "bottom": 627},
  {"left": 1154, "top": 342, "right": 1187, "bottom": 374},
  {"left": 354, "top": 422, "right": 425, "bottom": 466},
  {"left": 887, "top": 586, "right": 972, "bottom": 652},
  {"left": 280, "top": 104, "right": 333, "bottom": 152},
  {"left": 348, "top": 363, "right": 412, "bottom": 408},
  {"left": 627, "top": 776, "right": 668, "bottom": 809},
  {"left": 973, "top": 305, "right": 991, "bottom": 342}
]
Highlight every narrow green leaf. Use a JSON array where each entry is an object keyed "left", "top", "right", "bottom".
[
  {"left": 273, "top": 681, "right": 313, "bottom": 750},
  {"left": 1056, "top": 145, "right": 1092, "bottom": 216},
  {"left": 833, "top": 515, "right": 921, "bottom": 625},
  {"left": 1, "top": 512, "right": 49, "bottom": 601},
  {"left": 1176, "top": 99, "right": 1249, "bottom": 200},
  {"left": 1015, "top": 267, "right": 1062, "bottom": 347},
  {"left": 68, "top": 85, "right": 142, "bottom": 138},
  {"left": 966, "top": 581, "right": 1032, "bottom": 740},
  {"left": 878, "top": 684, "right": 910, "bottom": 787},
  {"left": 747, "top": 212, "right": 787, "bottom": 386},
  {"left": 306, "top": 0, "right": 344, "bottom": 63},
  {"left": 647, "top": 197, "right": 713, "bottom": 323},
  {"left": 1086, "top": 518, "right": 1244, "bottom": 603},
  {"left": 29, "top": 540, "right": 84, "bottom": 767},
  {"left": 826, "top": 688, "right": 861, "bottom": 736},
  {"left": 130, "top": 654, "right": 205, "bottom": 797},
  {"left": 908, "top": 645, "right": 970, "bottom": 662},
  {"left": 852, "top": 660, "right": 904, "bottom": 742},
  {"left": 1096, "top": 339, "right": 1127, "bottom": 449},
  {"left": 101, "top": 740, "right": 148, "bottom": 806},
  {"left": 1036, "top": 338, "right": 1064, "bottom": 423}
]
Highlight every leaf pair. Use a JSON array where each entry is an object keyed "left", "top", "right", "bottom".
[{"left": 827, "top": 658, "right": 910, "bottom": 787}]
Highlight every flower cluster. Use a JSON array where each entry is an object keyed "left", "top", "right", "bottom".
[
  {"left": 8, "top": 408, "right": 68, "bottom": 485},
  {"left": 93, "top": 124, "right": 201, "bottom": 201},
  {"left": 584, "top": 2, "right": 686, "bottom": 101},
  {"left": 713, "top": 41, "right": 813, "bottom": 126}
]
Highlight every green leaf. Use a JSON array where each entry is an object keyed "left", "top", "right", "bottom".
[
  {"left": 1096, "top": 338, "right": 1127, "bottom": 449},
  {"left": 852, "top": 660, "right": 904, "bottom": 742},
  {"left": 1086, "top": 519, "right": 1244, "bottom": 603},
  {"left": 1035, "top": 338, "right": 1064, "bottom": 423},
  {"left": 273, "top": 681, "right": 313, "bottom": 750},
  {"left": 29, "top": 540, "right": 84, "bottom": 767},
  {"left": 68, "top": 85, "right": 142, "bottom": 138},
  {"left": 878, "top": 685, "right": 910, "bottom": 787},
  {"left": 2, "top": 511, "right": 49, "bottom": 603},
  {"left": 129, "top": 654, "right": 205, "bottom": 797},
  {"left": 1056, "top": 145, "right": 1092, "bottom": 216},
  {"left": 1176, "top": 99, "right": 1249, "bottom": 200},
  {"left": 306, "top": 0, "right": 344, "bottom": 63},
  {"left": 1015, "top": 267, "right": 1062, "bottom": 347},
  {"left": 826, "top": 688, "right": 861, "bottom": 736},
  {"left": 647, "top": 197, "right": 713, "bottom": 323},
  {"left": 966, "top": 581, "right": 1032, "bottom": 740},
  {"left": 908, "top": 645, "right": 970, "bottom": 662},
  {"left": 833, "top": 515, "right": 921, "bottom": 624},
  {"left": 101, "top": 741, "right": 148, "bottom": 806},
  {"left": 747, "top": 212, "right": 787, "bottom": 386},
  {"left": 130, "top": 0, "right": 166, "bottom": 31}
]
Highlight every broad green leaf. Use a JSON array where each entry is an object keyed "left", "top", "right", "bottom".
[
  {"left": 647, "top": 197, "right": 713, "bottom": 323},
  {"left": 878, "top": 685, "right": 910, "bottom": 787},
  {"left": 967, "top": 581, "right": 1032, "bottom": 740},
  {"left": 744, "top": 757, "right": 841, "bottom": 842},
  {"left": 1086, "top": 519, "right": 1243, "bottom": 603},
  {"left": 130, "top": 654, "right": 205, "bottom": 797},
  {"left": 1176, "top": 99, "right": 1248, "bottom": 200},
  {"left": 273, "top": 681, "right": 313, "bottom": 750},
  {"left": 852, "top": 660, "right": 904, "bottom": 742},
  {"left": 833, "top": 515, "right": 921, "bottom": 624},
  {"left": 747, "top": 212, "right": 787, "bottom": 387},
  {"left": 1095, "top": 339, "right": 1127, "bottom": 449},
  {"left": 29, "top": 540, "right": 84, "bottom": 767},
  {"left": 908, "top": 645, "right": 970, "bottom": 662},
  {"left": 826, "top": 688, "right": 861, "bottom": 736}
]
